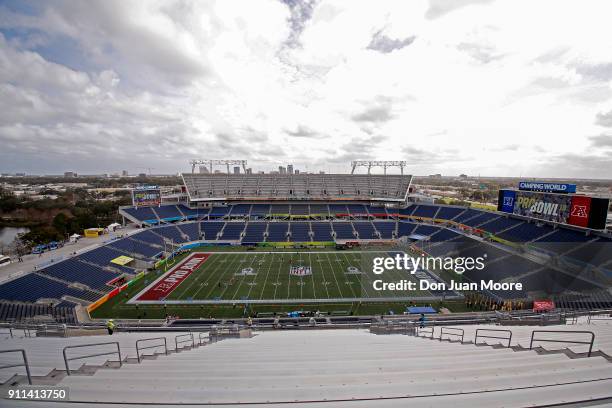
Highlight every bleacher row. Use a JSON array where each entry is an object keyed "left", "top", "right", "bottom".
[
  {"left": 123, "top": 203, "right": 611, "bottom": 262},
  {"left": 0, "top": 301, "right": 77, "bottom": 324}
]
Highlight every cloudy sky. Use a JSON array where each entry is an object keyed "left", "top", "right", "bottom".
[{"left": 1, "top": 0, "right": 612, "bottom": 178}]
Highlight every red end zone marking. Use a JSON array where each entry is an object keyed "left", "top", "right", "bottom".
[{"left": 137, "top": 253, "right": 210, "bottom": 301}]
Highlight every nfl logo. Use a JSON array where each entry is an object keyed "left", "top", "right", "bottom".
[
  {"left": 290, "top": 266, "right": 312, "bottom": 276},
  {"left": 503, "top": 197, "right": 514, "bottom": 207}
]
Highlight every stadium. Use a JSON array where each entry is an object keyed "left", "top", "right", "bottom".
[{"left": 0, "top": 159, "right": 611, "bottom": 406}]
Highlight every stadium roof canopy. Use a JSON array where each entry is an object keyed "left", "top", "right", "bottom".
[{"left": 181, "top": 173, "right": 413, "bottom": 203}]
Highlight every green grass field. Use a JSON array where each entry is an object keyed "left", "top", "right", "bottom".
[
  {"left": 133, "top": 250, "right": 434, "bottom": 302},
  {"left": 90, "top": 247, "right": 468, "bottom": 319}
]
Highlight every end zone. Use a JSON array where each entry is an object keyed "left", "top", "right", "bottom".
[{"left": 132, "top": 253, "right": 210, "bottom": 301}]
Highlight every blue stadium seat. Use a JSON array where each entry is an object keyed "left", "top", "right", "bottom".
[
  {"left": 311, "top": 222, "right": 333, "bottom": 241},
  {"left": 0, "top": 274, "right": 99, "bottom": 303},
  {"left": 267, "top": 223, "right": 289, "bottom": 241},
  {"left": 353, "top": 222, "right": 377, "bottom": 239},
  {"left": 397, "top": 222, "right": 417, "bottom": 237},
  {"left": 434, "top": 206, "right": 466, "bottom": 220},
  {"left": 411, "top": 205, "right": 439, "bottom": 218},
  {"left": 289, "top": 222, "right": 311, "bottom": 242},
  {"left": 41, "top": 259, "right": 119, "bottom": 291},
  {"left": 332, "top": 222, "right": 355, "bottom": 239},
  {"left": 373, "top": 221, "right": 395, "bottom": 238},
  {"left": 201, "top": 222, "right": 224, "bottom": 240},
  {"left": 153, "top": 205, "right": 183, "bottom": 220},
  {"left": 219, "top": 222, "right": 245, "bottom": 240},
  {"left": 242, "top": 222, "right": 267, "bottom": 243},
  {"left": 290, "top": 205, "right": 310, "bottom": 215}
]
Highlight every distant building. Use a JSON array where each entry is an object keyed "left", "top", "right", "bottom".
[
  {"left": 429, "top": 174, "right": 442, "bottom": 179},
  {"left": 199, "top": 166, "right": 209, "bottom": 173},
  {"left": 279, "top": 166, "right": 287, "bottom": 174},
  {"left": 459, "top": 174, "right": 468, "bottom": 179},
  {"left": 138, "top": 173, "right": 147, "bottom": 177},
  {"left": 287, "top": 164, "right": 294, "bottom": 174},
  {"left": 233, "top": 166, "right": 240, "bottom": 174},
  {"left": 246, "top": 168, "right": 252, "bottom": 174},
  {"left": 319, "top": 171, "right": 325, "bottom": 174},
  {"left": 64, "top": 172, "right": 77, "bottom": 178},
  {"left": 294, "top": 169, "right": 300, "bottom": 175},
  {"left": 122, "top": 170, "right": 128, "bottom": 176}
]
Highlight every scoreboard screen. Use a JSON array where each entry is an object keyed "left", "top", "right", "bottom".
[
  {"left": 498, "top": 189, "right": 609, "bottom": 230},
  {"left": 132, "top": 186, "right": 161, "bottom": 207}
]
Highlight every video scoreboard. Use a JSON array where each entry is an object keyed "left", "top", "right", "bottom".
[{"left": 498, "top": 182, "right": 609, "bottom": 229}]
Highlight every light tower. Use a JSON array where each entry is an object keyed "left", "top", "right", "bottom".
[
  {"left": 350, "top": 160, "right": 408, "bottom": 175},
  {"left": 189, "top": 159, "right": 248, "bottom": 174}
]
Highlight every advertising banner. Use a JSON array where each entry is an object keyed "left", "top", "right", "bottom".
[{"left": 518, "top": 181, "right": 576, "bottom": 194}]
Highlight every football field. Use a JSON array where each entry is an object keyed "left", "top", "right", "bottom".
[{"left": 130, "top": 250, "right": 444, "bottom": 304}]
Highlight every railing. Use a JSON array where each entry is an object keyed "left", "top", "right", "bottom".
[
  {"left": 587, "top": 310, "right": 612, "bottom": 325},
  {"left": 175, "top": 332, "right": 195, "bottom": 350},
  {"left": 63, "top": 342, "right": 122, "bottom": 375},
  {"left": 416, "top": 325, "right": 435, "bottom": 339},
  {"left": 198, "top": 332, "right": 210, "bottom": 345},
  {"left": 136, "top": 337, "right": 168, "bottom": 363},
  {"left": 529, "top": 330, "right": 595, "bottom": 357},
  {"left": 0, "top": 349, "right": 32, "bottom": 384},
  {"left": 475, "top": 328, "right": 512, "bottom": 348},
  {"left": 439, "top": 327, "right": 464, "bottom": 343}
]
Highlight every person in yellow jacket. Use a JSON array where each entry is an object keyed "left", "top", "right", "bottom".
[{"left": 106, "top": 319, "right": 116, "bottom": 335}]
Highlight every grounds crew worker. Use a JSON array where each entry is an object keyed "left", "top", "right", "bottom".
[{"left": 106, "top": 319, "right": 116, "bottom": 335}]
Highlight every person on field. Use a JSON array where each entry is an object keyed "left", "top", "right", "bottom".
[{"left": 106, "top": 319, "right": 116, "bottom": 335}]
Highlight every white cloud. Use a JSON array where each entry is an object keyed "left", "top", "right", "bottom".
[{"left": 0, "top": 0, "right": 612, "bottom": 178}]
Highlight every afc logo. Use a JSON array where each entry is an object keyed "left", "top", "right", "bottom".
[
  {"left": 503, "top": 197, "right": 514, "bottom": 207},
  {"left": 571, "top": 205, "right": 588, "bottom": 218}
]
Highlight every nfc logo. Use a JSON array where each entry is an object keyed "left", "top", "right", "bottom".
[
  {"left": 571, "top": 205, "right": 588, "bottom": 218},
  {"left": 503, "top": 197, "right": 514, "bottom": 207}
]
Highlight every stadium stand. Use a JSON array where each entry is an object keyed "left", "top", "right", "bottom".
[
  {"left": 353, "top": 221, "right": 377, "bottom": 239},
  {"left": 373, "top": 221, "right": 395, "bottom": 239},
  {"left": 267, "top": 222, "right": 289, "bottom": 242},
  {"left": 289, "top": 222, "right": 311, "bottom": 242},
  {"left": 311, "top": 222, "right": 334, "bottom": 241},
  {"left": 332, "top": 222, "right": 355, "bottom": 240},
  {"left": 0, "top": 301, "right": 77, "bottom": 324},
  {"left": 200, "top": 222, "right": 224, "bottom": 241},
  {"left": 0, "top": 274, "right": 99, "bottom": 303},
  {"left": 1, "top": 325, "right": 611, "bottom": 406},
  {"left": 39, "top": 259, "right": 119, "bottom": 292},
  {"left": 242, "top": 222, "right": 267, "bottom": 244},
  {"left": 218, "top": 222, "right": 245, "bottom": 240},
  {"left": 182, "top": 173, "right": 412, "bottom": 202}
]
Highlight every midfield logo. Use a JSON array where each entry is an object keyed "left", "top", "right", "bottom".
[{"left": 571, "top": 205, "right": 588, "bottom": 218}]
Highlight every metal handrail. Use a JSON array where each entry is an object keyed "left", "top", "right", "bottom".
[
  {"left": 0, "top": 328, "right": 13, "bottom": 338},
  {"left": 416, "top": 325, "right": 435, "bottom": 339},
  {"left": 440, "top": 327, "right": 464, "bottom": 343},
  {"left": 587, "top": 310, "right": 612, "bottom": 324},
  {"left": 475, "top": 328, "right": 512, "bottom": 348},
  {"left": 63, "top": 342, "right": 122, "bottom": 375},
  {"left": 198, "top": 332, "right": 210, "bottom": 345},
  {"left": 530, "top": 330, "right": 595, "bottom": 357},
  {"left": 136, "top": 337, "right": 168, "bottom": 363},
  {"left": 175, "top": 332, "right": 195, "bottom": 350},
  {"left": 0, "top": 349, "right": 32, "bottom": 384}
]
